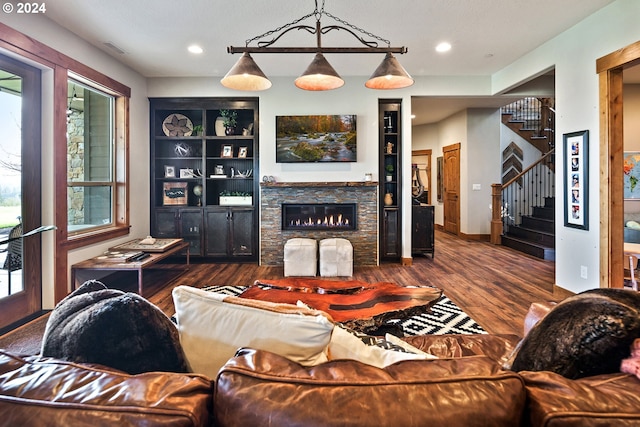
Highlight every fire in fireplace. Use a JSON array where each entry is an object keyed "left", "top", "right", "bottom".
[{"left": 282, "top": 203, "right": 357, "bottom": 231}]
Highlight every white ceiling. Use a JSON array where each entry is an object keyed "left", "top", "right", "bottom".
[{"left": 42, "top": 0, "right": 618, "bottom": 124}]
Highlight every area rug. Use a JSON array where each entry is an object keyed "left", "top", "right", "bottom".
[{"left": 202, "top": 285, "right": 486, "bottom": 336}]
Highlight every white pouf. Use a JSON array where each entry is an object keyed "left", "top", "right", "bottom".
[
  {"left": 284, "top": 238, "right": 317, "bottom": 277},
  {"left": 319, "top": 238, "right": 353, "bottom": 277}
]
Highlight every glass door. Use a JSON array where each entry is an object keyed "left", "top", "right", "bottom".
[{"left": 0, "top": 54, "right": 42, "bottom": 331}]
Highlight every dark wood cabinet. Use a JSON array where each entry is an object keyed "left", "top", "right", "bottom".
[
  {"left": 379, "top": 100, "right": 402, "bottom": 262},
  {"left": 205, "top": 207, "right": 254, "bottom": 258},
  {"left": 412, "top": 204, "right": 435, "bottom": 258},
  {"left": 149, "top": 97, "right": 258, "bottom": 261}
]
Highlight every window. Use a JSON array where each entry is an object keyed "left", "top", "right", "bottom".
[
  {"left": 63, "top": 72, "right": 129, "bottom": 245},
  {"left": 67, "top": 79, "right": 115, "bottom": 233}
]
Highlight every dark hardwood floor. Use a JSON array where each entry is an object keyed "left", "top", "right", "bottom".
[{"left": 149, "top": 230, "right": 571, "bottom": 337}]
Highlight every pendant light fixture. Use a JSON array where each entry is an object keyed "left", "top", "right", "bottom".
[
  {"left": 221, "top": 0, "right": 412, "bottom": 91},
  {"left": 220, "top": 52, "right": 272, "bottom": 91}
]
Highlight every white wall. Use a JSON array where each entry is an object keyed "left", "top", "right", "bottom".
[{"left": 491, "top": 0, "right": 640, "bottom": 293}]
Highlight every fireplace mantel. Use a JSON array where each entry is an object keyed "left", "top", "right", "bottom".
[{"left": 260, "top": 181, "right": 378, "bottom": 188}]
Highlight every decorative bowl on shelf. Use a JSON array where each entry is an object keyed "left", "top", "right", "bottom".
[{"left": 162, "top": 113, "right": 193, "bottom": 137}]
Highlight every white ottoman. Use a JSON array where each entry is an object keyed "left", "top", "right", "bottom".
[
  {"left": 284, "top": 238, "right": 317, "bottom": 277},
  {"left": 319, "top": 238, "right": 353, "bottom": 277}
]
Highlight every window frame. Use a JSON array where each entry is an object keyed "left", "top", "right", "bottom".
[
  {"left": 66, "top": 77, "right": 117, "bottom": 235},
  {"left": 59, "top": 71, "right": 130, "bottom": 249}
]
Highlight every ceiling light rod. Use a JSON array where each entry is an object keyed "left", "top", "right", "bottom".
[{"left": 226, "top": 0, "right": 407, "bottom": 55}]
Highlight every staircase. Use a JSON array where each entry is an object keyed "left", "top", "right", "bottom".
[
  {"left": 501, "top": 196, "right": 555, "bottom": 260},
  {"left": 491, "top": 97, "right": 556, "bottom": 261}
]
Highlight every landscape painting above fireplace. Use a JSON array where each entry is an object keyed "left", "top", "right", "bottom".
[{"left": 276, "top": 115, "right": 356, "bottom": 163}]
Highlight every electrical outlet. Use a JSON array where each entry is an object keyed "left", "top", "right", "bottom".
[
  {"left": 472, "top": 183, "right": 481, "bottom": 191},
  {"left": 580, "top": 265, "right": 588, "bottom": 279}
]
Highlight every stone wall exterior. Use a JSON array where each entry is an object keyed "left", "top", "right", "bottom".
[{"left": 260, "top": 182, "right": 378, "bottom": 266}]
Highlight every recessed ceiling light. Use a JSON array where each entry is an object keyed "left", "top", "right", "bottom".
[
  {"left": 435, "top": 42, "right": 452, "bottom": 53},
  {"left": 188, "top": 45, "right": 203, "bottom": 54}
]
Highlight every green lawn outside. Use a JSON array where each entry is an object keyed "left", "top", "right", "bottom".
[{"left": 0, "top": 206, "right": 21, "bottom": 229}]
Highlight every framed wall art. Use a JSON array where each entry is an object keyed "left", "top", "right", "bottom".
[
  {"left": 563, "top": 130, "right": 588, "bottom": 230},
  {"left": 623, "top": 152, "right": 640, "bottom": 199}
]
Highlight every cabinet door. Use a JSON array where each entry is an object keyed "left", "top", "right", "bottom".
[
  {"left": 154, "top": 209, "right": 178, "bottom": 237},
  {"left": 179, "top": 209, "right": 203, "bottom": 256},
  {"left": 230, "top": 208, "right": 254, "bottom": 256},
  {"left": 412, "top": 205, "right": 434, "bottom": 253},
  {"left": 205, "top": 209, "right": 230, "bottom": 256},
  {"left": 382, "top": 208, "right": 400, "bottom": 258}
]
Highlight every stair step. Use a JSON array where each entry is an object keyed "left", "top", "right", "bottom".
[
  {"left": 532, "top": 206, "right": 555, "bottom": 220},
  {"left": 501, "top": 235, "right": 556, "bottom": 261},
  {"left": 544, "top": 197, "right": 555, "bottom": 208},
  {"left": 521, "top": 215, "right": 555, "bottom": 233},
  {"left": 506, "top": 225, "right": 555, "bottom": 247}
]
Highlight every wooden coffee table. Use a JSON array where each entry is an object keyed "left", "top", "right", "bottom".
[
  {"left": 242, "top": 278, "right": 442, "bottom": 333},
  {"left": 71, "top": 240, "right": 190, "bottom": 297}
]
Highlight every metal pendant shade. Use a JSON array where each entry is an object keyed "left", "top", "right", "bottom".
[
  {"left": 365, "top": 53, "right": 414, "bottom": 89},
  {"left": 220, "top": 53, "right": 272, "bottom": 91},
  {"left": 294, "top": 53, "right": 345, "bottom": 91}
]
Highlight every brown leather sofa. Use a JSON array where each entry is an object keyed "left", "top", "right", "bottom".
[{"left": 1, "top": 306, "right": 640, "bottom": 426}]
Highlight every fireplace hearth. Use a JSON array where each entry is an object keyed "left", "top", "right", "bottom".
[{"left": 282, "top": 203, "right": 357, "bottom": 231}]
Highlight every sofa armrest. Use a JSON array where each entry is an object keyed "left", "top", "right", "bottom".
[{"left": 0, "top": 350, "right": 213, "bottom": 427}]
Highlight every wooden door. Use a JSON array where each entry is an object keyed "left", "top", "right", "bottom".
[
  {"left": 0, "top": 54, "right": 43, "bottom": 331},
  {"left": 443, "top": 143, "right": 461, "bottom": 235}
]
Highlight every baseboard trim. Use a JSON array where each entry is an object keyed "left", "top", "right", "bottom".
[
  {"left": 0, "top": 310, "right": 51, "bottom": 337},
  {"left": 401, "top": 257, "right": 413, "bottom": 266}
]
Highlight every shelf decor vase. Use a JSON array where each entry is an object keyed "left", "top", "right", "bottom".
[
  {"left": 215, "top": 117, "right": 226, "bottom": 136},
  {"left": 384, "top": 193, "right": 393, "bottom": 206}
]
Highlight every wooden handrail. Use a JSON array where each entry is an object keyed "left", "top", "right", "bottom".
[{"left": 501, "top": 149, "right": 555, "bottom": 189}]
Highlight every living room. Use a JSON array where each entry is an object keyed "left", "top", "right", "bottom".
[
  {"left": 0, "top": 1, "right": 638, "bottom": 319},
  {"left": 1, "top": 1, "right": 640, "bottom": 425}
]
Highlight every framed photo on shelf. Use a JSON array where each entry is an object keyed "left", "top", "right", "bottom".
[
  {"left": 238, "top": 146, "right": 248, "bottom": 158},
  {"left": 179, "top": 168, "right": 194, "bottom": 178},
  {"left": 221, "top": 144, "right": 233, "bottom": 158},
  {"left": 164, "top": 165, "right": 175, "bottom": 178},
  {"left": 563, "top": 130, "right": 589, "bottom": 230},
  {"left": 163, "top": 182, "right": 188, "bottom": 206}
]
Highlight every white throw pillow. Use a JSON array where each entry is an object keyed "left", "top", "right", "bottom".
[
  {"left": 327, "top": 325, "right": 437, "bottom": 369},
  {"left": 172, "top": 286, "right": 334, "bottom": 378}
]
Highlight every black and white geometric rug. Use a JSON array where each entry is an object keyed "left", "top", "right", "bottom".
[{"left": 202, "top": 285, "right": 486, "bottom": 336}]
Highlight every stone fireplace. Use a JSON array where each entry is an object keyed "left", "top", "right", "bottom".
[{"left": 260, "top": 182, "right": 378, "bottom": 266}]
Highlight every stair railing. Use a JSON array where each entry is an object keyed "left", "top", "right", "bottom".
[
  {"left": 491, "top": 149, "right": 555, "bottom": 244},
  {"left": 501, "top": 97, "right": 555, "bottom": 150}
]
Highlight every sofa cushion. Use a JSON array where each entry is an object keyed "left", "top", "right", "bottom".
[
  {"left": 41, "top": 280, "right": 188, "bottom": 374},
  {"left": 214, "top": 347, "right": 526, "bottom": 427},
  {"left": 0, "top": 349, "right": 212, "bottom": 427},
  {"left": 521, "top": 370, "right": 640, "bottom": 426},
  {"left": 511, "top": 289, "right": 640, "bottom": 379},
  {"left": 172, "top": 285, "right": 334, "bottom": 378},
  {"left": 326, "top": 324, "right": 436, "bottom": 368}
]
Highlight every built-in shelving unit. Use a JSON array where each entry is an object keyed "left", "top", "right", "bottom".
[
  {"left": 149, "top": 97, "right": 259, "bottom": 261},
  {"left": 379, "top": 100, "right": 402, "bottom": 261}
]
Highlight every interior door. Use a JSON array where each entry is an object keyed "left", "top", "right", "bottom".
[
  {"left": 443, "top": 143, "right": 461, "bottom": 235},
  {"left": 0, "top": 54, "right": 43, "bottom": 330}
]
